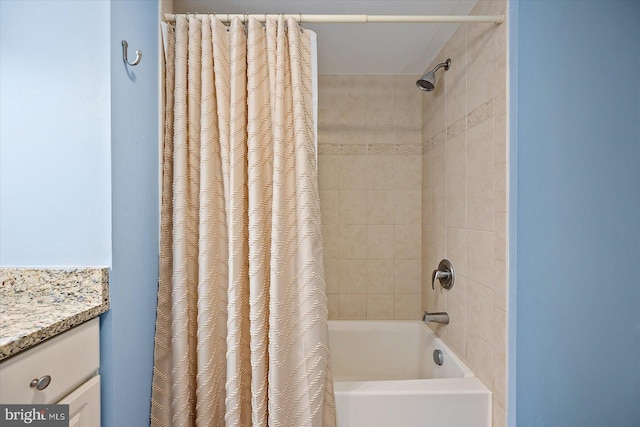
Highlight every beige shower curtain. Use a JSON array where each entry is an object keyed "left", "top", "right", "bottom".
[{"left": 151, "top": 15, "right": 335, "bottom": 427}]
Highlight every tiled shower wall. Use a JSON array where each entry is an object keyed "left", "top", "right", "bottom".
[
  {"left": 318, "top": 75, "right": 423, "bottom": 321},
  {"left": 317, "top": 1, "right": 509, "bottom": 424},
  {"left": 421, "top": 0, "right": 508, "bottom": 426}
]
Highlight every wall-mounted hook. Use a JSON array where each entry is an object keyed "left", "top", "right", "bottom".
[{"left": 122, "top": 40, "right": 142, "bottom": 66}]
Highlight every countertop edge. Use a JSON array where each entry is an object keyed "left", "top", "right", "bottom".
[
  {"left": 0, "top": 302, "right": 110, "bottom": 362},
  {"left": 0, "top": 267, "right": 110, "bottom": 362}
]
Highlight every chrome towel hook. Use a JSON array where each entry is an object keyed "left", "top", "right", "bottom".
[{"left": 121, "top": 40, "right": 142, "bottom": 66}]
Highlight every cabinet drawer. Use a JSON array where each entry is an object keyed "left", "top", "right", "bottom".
[
  {"left": 58, "top": 375, "right": 101, "bottom": 427},
  {"left": 0, "top": 318, "right": 99, "bottom": 404}
]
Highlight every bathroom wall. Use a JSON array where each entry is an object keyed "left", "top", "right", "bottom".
[
  {"left": 0, "top": 0, "right": 111, "bottom": 266},
  {"left": 0, "top": 1, "right": 160, "bottom": 424},
  {"left": 100, "top": 1, "right": 160, "bottom": 426},
  {"left": 318, "top": 75, "right": 423, "bottom": 320},
  {"left": 421, "top": 0, "right": 508, "bottom": 426},
  {"left": 514, "top": 0, "right": 640, "bottom": 425}
]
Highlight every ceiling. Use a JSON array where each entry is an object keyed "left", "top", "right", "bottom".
[{"left": 173, "top": 0, "right": 479, "bottom": 75}]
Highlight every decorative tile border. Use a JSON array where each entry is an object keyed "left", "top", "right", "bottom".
[
  {"left": 395, "top": 144, "right": 423, "bottom": 155},
  {"left": 468, "top": 99, "right": 494, "bottom": 129},
  {"left": 447, "top": 116, "right": 467, "bottom": 141},
  {"left": 431, "top": 130, "right": 446, "bottom": 147},
  {"left": 319, "top": 98, "right": 496, "bottom": 157},
  {"left": 340, "top": 144, "right": 367, "bottom": 155},
  {"left": 424, "top": 96, "right": 498, "bottom": 153},
  {"left": 422, "top": 137, "right": 432, "bottom": 153},
  {"left": 318, "top": 143, "right": 422, "bottom": 156},
  {"left": 367, "top": 144, "right": 395, "bottom": 155},
  {"left": 317, "top": 143, "right": 340, "bottom": 155}
]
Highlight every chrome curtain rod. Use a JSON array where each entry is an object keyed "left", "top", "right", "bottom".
[{"left": 162, "top": 13, "right": 505, "bottom": 24}]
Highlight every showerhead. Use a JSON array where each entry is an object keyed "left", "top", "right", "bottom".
[{"left": 417, "top": 59, "right": 451, "bottom": 92}]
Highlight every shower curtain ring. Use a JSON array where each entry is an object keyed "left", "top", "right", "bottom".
[{"left": 121, "top": 40, "right": 142, "bottom": 66}]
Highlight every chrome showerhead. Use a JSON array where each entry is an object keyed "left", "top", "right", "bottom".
[{"left": 417, "top": 58, "right": 451, "bottom": 92}]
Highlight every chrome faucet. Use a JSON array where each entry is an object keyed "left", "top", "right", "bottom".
[{"left": 423, "top": 311, "right": 450, "bottom": 325}]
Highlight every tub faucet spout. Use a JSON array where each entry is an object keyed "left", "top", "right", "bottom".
[{"left": 422, "top": 311, "right": 449, "bottom": 325}]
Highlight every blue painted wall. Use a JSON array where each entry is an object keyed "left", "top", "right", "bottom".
[
  {"left": 513, "top": 1, "right": 640, "bottom": 426},
  {"left": 101, "top": 1, "right": 159, "bottom": 426},
  {"left": 1, "top": 1, "right": 160, "bottom": 424},
  {"left": 0, "top": 0, "right": 111, "bottom": 266}
]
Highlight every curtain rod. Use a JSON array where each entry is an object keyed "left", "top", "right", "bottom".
[{"left": 162, "top": 13, "right": 505, "bottom": 24}]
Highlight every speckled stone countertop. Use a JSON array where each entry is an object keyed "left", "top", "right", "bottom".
[{"left": 0, "top": 268, "right": 110, "bottom": 361}]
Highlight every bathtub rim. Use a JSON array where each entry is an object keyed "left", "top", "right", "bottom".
[
  {"left": 328, "top": 320, "right": 477, "bottom": 381},
  {"left": 333, "top": 376, "right": 491, "bottom": 396}
]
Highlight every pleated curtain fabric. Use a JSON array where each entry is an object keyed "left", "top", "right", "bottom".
[{"left": 151, "top": 15, "right": 336, "bottom": 427}]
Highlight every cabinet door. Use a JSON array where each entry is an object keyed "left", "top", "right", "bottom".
[
  {"left": 0, "top": 318, "right": 100, "bottom": 404},
  {"left": 57, "top": 375, "right": 100, "bottom": 427}
]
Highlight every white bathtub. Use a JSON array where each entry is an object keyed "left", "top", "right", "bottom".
[{"left": 329, "top": 320, "right": 491, "bottom": 427}]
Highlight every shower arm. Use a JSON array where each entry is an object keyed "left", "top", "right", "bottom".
[{"left": 430, "top": 59, "right": 451, "bottom": 75}]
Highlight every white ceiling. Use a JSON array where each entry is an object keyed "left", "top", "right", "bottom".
[{"left": 173, "top": 0, "right": 479, "bottom": 75}]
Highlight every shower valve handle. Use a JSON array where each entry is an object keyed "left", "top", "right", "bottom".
[
  {"left": 432, "top": 270, "right": 450, "bottom": 290},
  {"left": 432, "top": 259, "right": 455, "bottom": 290}
]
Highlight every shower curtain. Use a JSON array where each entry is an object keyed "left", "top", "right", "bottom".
[{"left": 151, "top": 15, "right": 336, "bottom": 427}]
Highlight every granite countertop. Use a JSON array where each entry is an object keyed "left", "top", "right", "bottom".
[{"left": 0, "top": 268, "right": 110, "bottom": 361}]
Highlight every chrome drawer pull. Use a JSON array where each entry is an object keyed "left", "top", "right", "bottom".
[{"left": 29, "top": 375, "right": 51, "bottom": 391}]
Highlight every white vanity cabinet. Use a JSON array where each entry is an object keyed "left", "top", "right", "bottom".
[{"left": 0, "top": 318, "right": 101, "bottom": 426}]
